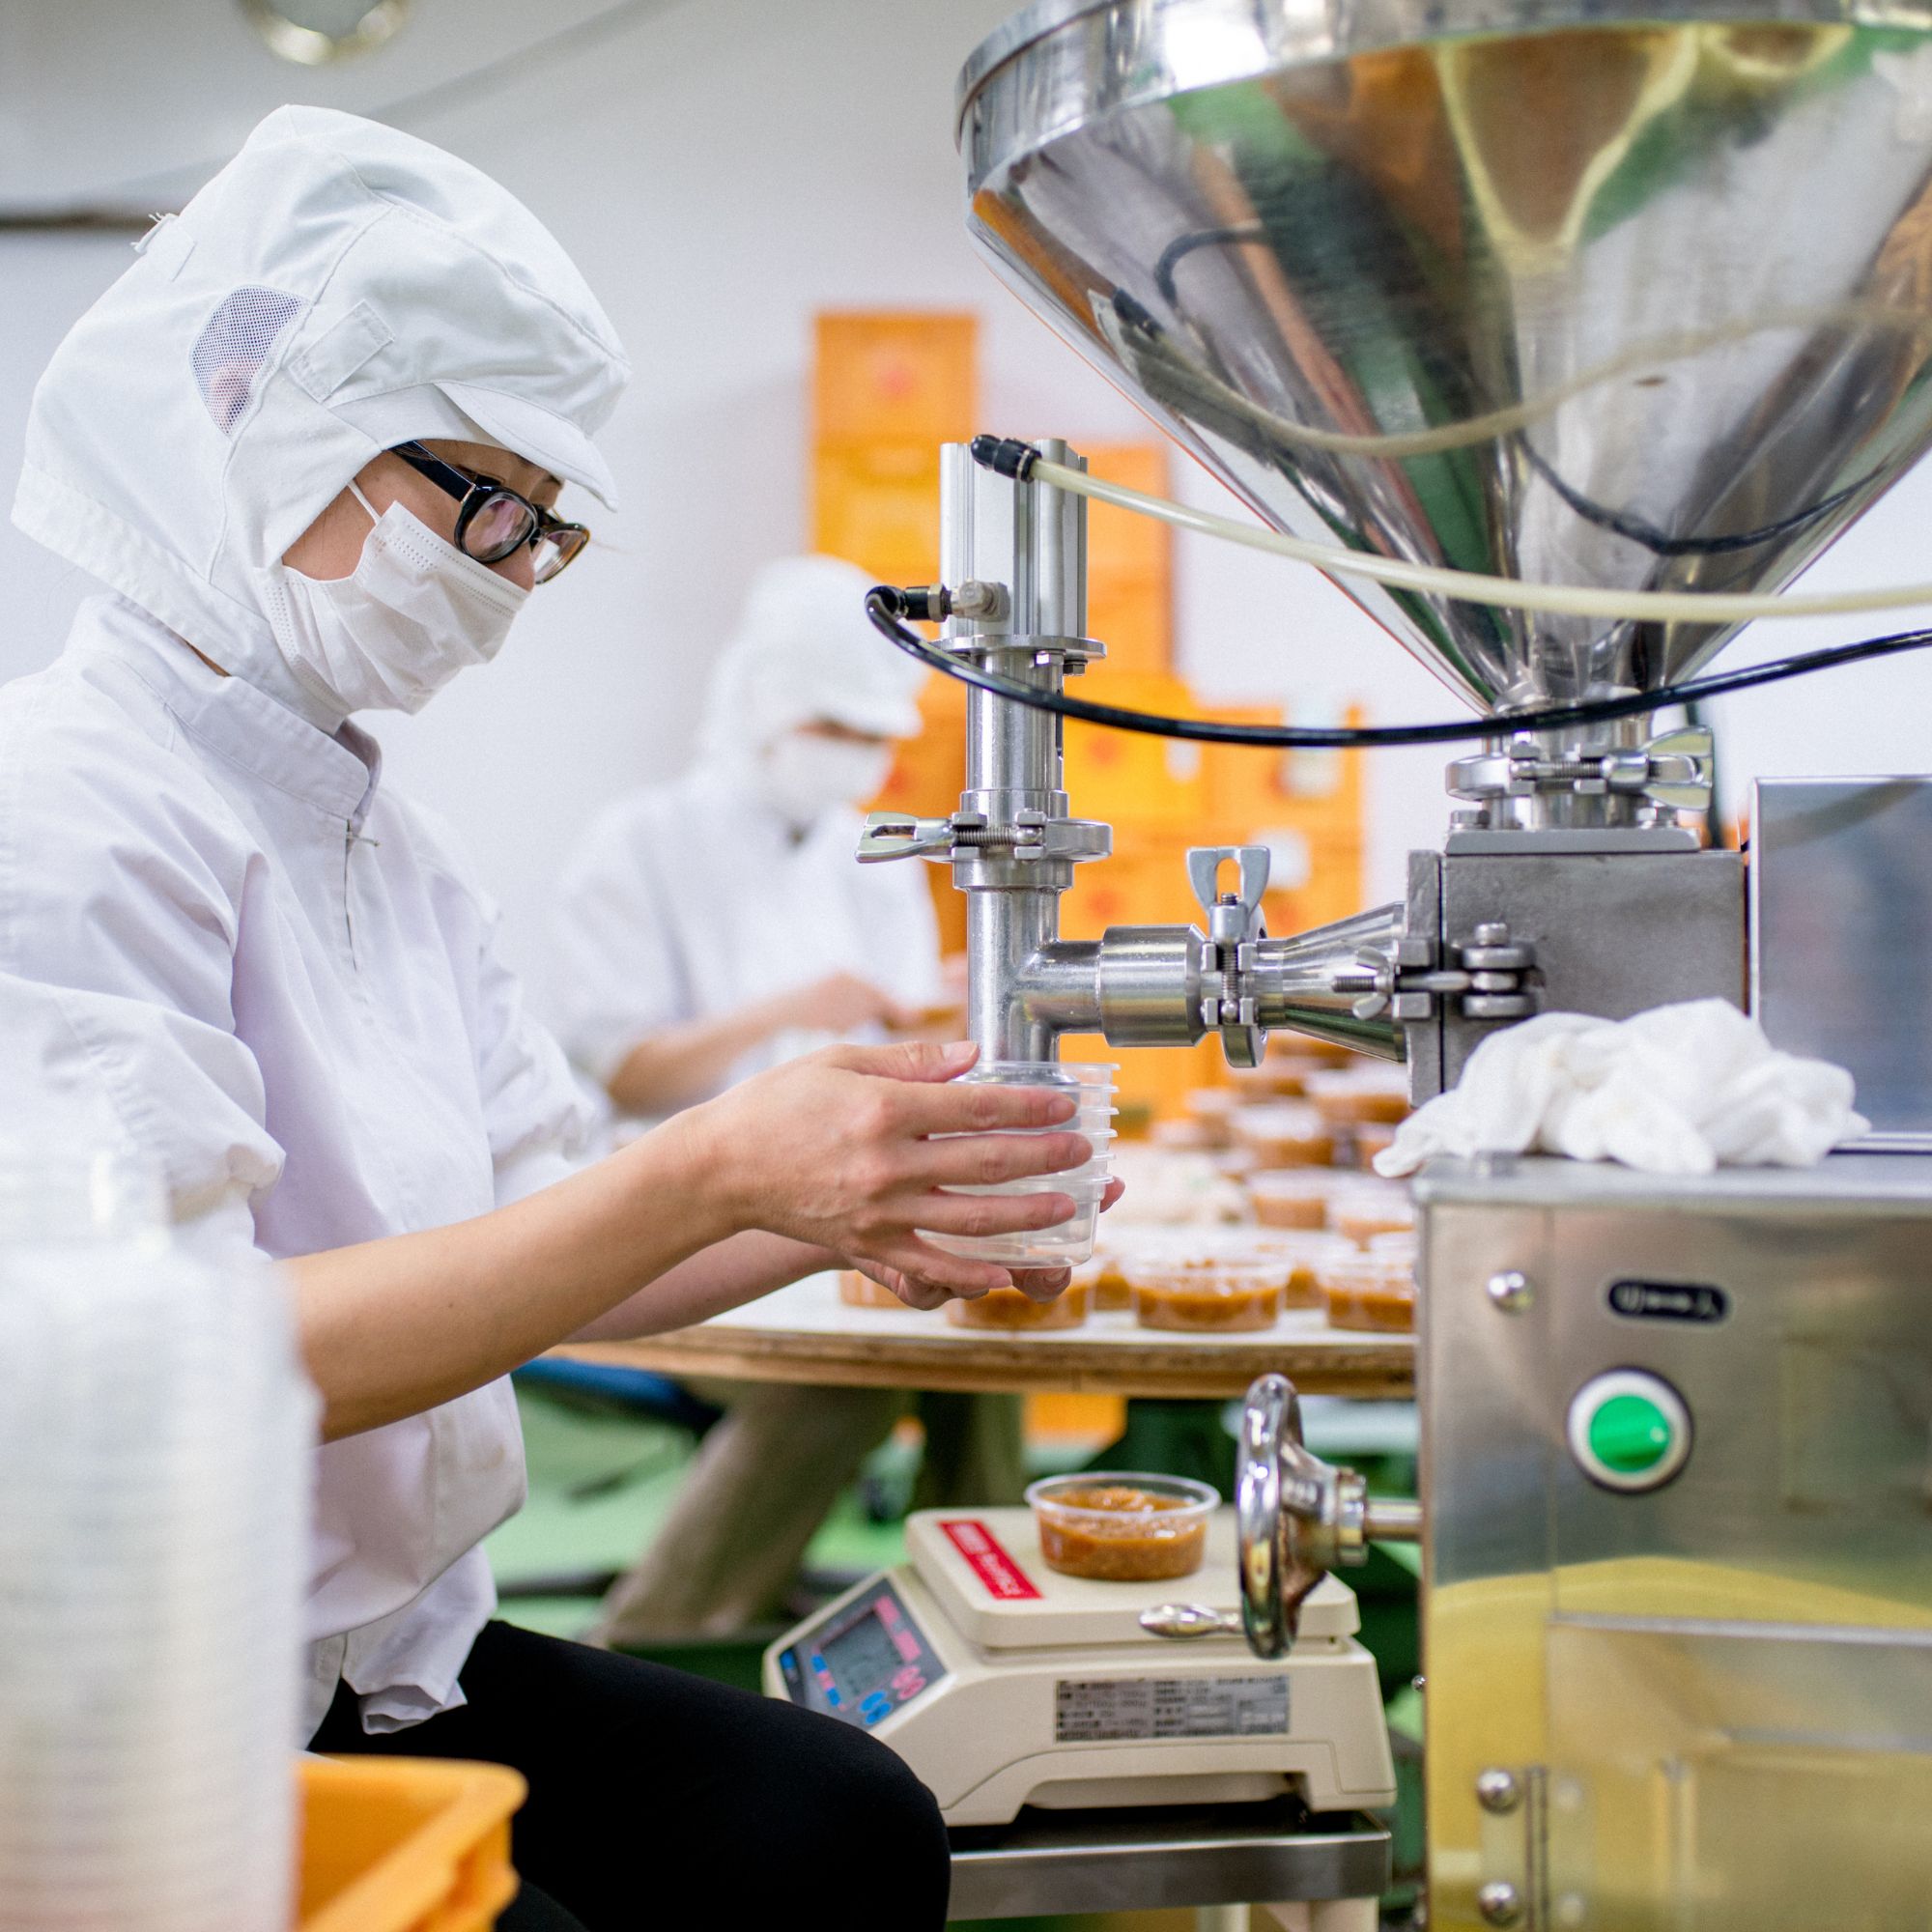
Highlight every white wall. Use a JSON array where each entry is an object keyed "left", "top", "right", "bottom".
[{"left": 6, "top": 0, "right": 1932, "bottom": 1013}]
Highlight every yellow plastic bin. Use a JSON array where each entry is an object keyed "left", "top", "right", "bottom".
[{"left": 297, "top": 1755, "right": 526, "bottom": 1932}]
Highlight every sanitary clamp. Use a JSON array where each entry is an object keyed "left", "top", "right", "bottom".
[
  {"left": 1448, "top": 725, "right": 1714, "bottom": 812},
  {"left": 1187, "top": 845, "right": 1270, "bottom": 1067},
  {"left": 1334, "top": 921, "right": 1539, "bottom": 1024},
  {"left": 858, "top": 810, "right": 1111, "bottom": 867}
]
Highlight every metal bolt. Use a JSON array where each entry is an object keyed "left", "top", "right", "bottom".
[
  {"left": 1478, "top": 1881, "right": 1524, "bottom": 1926},
  {"left": 1475, "top": 1767, "right": 1521, "bottom": 1814},
  {"left": 1472, "top": 922, "right": 1509, "bottom": 946},
  {"left": 1486, "top": 1269, "right": 1533, "bottom": 1314}
]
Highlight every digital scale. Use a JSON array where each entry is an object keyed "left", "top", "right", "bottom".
[{"left": 764, "top": 1507, "right": 1395, "bottom": 1828}]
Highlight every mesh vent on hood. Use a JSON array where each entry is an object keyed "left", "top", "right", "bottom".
[{"left": 190, "top": 287, "right": 303, "bottom": 435}]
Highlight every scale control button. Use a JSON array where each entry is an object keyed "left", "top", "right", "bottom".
[
  {"left": 893, "top": 1668, "right": 926, "bottom": 1699},
  {"left": 861, "top": 1693, "right": 892, "bottom": 1726},
  {"left": 1567, "top": 1370, "right": 1692, "bottom": 1492},
  {"left": 825, "top": 1688, "right": 842, "bottom": 1708}
]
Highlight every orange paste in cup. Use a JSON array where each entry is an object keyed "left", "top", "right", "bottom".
[
  {"left": 1323, "top": 1283, "right": 1416, "bottom": 1332},
  {"left": 945, "top": 1281, "right": 1091, "bottom": 1330},
  {"left": 1131, "top": 1269, "right": 1282, "bottom": 1331},
  {"left": 1319, "top": 1250, "right": 1416, "bottom": 1332},
  {"left": 1035, "top": 1485, "right": 1208, "bottom": 1580}
]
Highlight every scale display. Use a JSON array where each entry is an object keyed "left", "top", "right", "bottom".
[{"left": 776, "top": 1578, "right": 948, "bottom": 1730}]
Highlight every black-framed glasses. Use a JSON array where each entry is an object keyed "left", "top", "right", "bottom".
[{"left": 389, "top": 440, "right": 591, "bottom": 584}]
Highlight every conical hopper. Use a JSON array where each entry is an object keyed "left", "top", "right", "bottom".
[{"left": 957, "top": 0, "right": 1932, "bottom": 717}]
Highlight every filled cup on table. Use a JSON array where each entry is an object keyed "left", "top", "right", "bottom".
[
  {"left": 1025, "top": 1472, "right": 1216, "bottom": 1581},
  {"left": 1231, "top": 1102, "right": 1335, "bottom": 1170},
  {"left": 1318, "top": 1237, "right": 1418, "bottom": 1333},
  {"left": 945, "top": 1279, "right": 1093, "bottom": 1330}
]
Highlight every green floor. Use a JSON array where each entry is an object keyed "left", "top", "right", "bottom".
[{"left": 485, "top": 1381, "right": 1421, "bottom": 1928}]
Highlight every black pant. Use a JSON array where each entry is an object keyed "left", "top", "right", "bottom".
[{"left": 309, "top": 1620, "right": 951, "bottom": 1930}]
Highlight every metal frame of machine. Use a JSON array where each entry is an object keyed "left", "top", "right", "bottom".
[{"left": 835, "top": 3, "right": 1932, "bottom": 1923}]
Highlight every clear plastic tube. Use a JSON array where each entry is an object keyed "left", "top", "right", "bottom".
[{"left": 1030, "top": 457, "right": 1932, "bottom": 624}]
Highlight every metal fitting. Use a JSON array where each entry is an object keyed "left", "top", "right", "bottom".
[
  {"left": 1476, "top": 1767, "right": 1522, "bottom": 1813},
  {"left": 1486, "top": 1270, "right": 1534, "bottom": 1314},
  {"left": 1478, "top": 1881, "right": 1525, "bottom": 1926}
]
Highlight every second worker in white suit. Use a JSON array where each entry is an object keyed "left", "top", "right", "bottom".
[
  {"left": 552, "top": 560, "right": 981, "bottom": 1642},
  {"left": 553, "top": 554, "right": 946, "bottom": 1115}
]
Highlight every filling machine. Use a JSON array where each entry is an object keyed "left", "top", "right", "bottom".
[{"left": 780, "top": 3, "right": 1932, "bottom": 1922}]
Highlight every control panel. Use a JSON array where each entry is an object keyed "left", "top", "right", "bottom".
[{"left": 774, "top": 1577, "right": 949, "bottom": 1730}]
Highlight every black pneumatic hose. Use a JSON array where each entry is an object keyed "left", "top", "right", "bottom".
[{"left": 865, "top": 587, "right": 1932, "bottom": 752}]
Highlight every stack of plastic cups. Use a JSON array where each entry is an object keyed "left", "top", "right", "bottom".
[
  {"left": 928, "top": 1062, "right": 1118, "bottom": 1266},
  {"left": 0, "top": 1151, "right": 314, "bottom": 1932}
]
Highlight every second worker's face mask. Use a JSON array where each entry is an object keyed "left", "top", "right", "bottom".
[
  {"left": 267, "top": 481, "right": 529, "bottom": 717},
  {"left": 755, "top": 730, "right": 895, "bottom": 827}
]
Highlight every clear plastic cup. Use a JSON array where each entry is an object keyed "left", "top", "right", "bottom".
[
  {"left": 1179, "top": 1087, "right": 1238, "bottom": 1148},
  {"left": 1305, "top": 1065, "right": 1411, "bottom": 1127},
  {"left": 1246, "top": 1169, "right": 1336, "bottom": 1230},
  {"left": 926, "top": 1063, "right": 1117, "bottom": 1266},
  {"left": 1319, "top": 1246, "right": 1418, "bottom": 1332},
  {"left": 1245, "top": 1230, "right": 1358, "bottom": 1310},
  {"left": 1129, "top": 1251, "right": 1285, "bottom": 1331},
  {"left": 1231, "top": 1101, "right": 1335, "bottom": 1169},
  {"left": 1026, "top": 1472, "right": 1217, "bottom": 1580},
  {"left": 1328, "top": 1180, "right": 1417, "bottom": 1247}
]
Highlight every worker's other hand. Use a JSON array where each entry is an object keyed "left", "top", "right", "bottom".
[
  {"left": 690, "top": 1039, "right": 1093, "bottom": 1298},
  {"left": 774, "top": 970, "right": 916, "bottom": 1037},
  {"left": 851, "top": 1176, "right": 1126, "bottom": 1310}
]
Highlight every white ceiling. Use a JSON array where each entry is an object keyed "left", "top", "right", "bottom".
[{"left": 0, "top": 0, "right": 678, "bottom": 217}]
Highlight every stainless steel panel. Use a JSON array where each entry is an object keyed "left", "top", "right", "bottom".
[
  {"left": 1436, "top": 846, "right": 1745, "bottom": 1087},
  {"left": 957, "top": 3, "right": 1932, "bottom": 719},
  {"left": 1420, "top": 1154, "right": 1932, "bottom": 1930},
  {"left": 1545, "top": 1623, "right": 1932, "bottom": 1929},
  {"left": 1752, "top": 777, "right": 1932, "bottom": 1138},
  {"left": 945, "top": 1800, "right": 1390, "bottom": 1918}
]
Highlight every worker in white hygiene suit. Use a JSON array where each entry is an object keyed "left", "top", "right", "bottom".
[
  {"left": 552, "top": 554, "right": 945, "bottom": 1118},
  {"left": 1, "top": 106, "right": 1107, "bottom": 1932},
  {"left": 552, "top": 559, "right": 1023, "bottom": 1646}
]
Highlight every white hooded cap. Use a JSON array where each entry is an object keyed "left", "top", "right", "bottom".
[
  {"left": 696, "top": 555, "right": 926, "bottom": 759},
  {"left": 14, "top": 105, "right": 629, "bottom": 696}
]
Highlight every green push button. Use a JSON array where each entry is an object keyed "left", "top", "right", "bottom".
[
  {"left": 1568, "top": 1371, "right": 1692, "bottom": 1492},
  {"left": 1587, "top": 1393, "right": 1674, "bottom": 1475}
]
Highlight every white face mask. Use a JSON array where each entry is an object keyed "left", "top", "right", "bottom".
[
  {"left": 755, "top": 731, "right": 895, "bottom": 826},
  {"left": 267, "top": 483, "right": 528, "bottom": 717}
]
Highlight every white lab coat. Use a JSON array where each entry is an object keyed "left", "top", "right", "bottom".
[
  {"left": 7, "top": 106, "right": 629, "bottom": 1739},
  {"left": 552, "top": 763, "right": 944, "bottom": 1095},
  {"left": 0, "top": 596, "right": 592, "bottom": 1737}
]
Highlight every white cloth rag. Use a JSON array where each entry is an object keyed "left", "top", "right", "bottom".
[{"left": 1374, "top": 1000, "right": 1868, "bottom": 1179}]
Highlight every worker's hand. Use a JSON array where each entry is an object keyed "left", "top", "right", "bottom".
[
  {"left": 686, "top": 1038, "right": 1094, "bottom": 1298},
  {"left": 771, "top": 970, "right": 919, "bottom": 1038}
]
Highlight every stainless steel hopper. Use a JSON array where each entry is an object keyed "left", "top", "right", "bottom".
[{"left": 956, "top": 0, "right": 1932, "bottom": 755}]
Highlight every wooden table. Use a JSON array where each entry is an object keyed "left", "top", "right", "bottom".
[{"left": 554, "top": 1272, "right": 1414, "bottom": 1400}]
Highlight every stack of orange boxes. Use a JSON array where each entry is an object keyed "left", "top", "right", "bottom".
[
  {"left": 812, "top": 313, "right": 975, "bottom": 952},
  {"left": 810, "top": 313, "right": 1364, "bottom": 1123}
]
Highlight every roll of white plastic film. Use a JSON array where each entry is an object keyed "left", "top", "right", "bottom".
[{"left": 0, "top": 1151, "right": 315, "bottom": 1932}]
